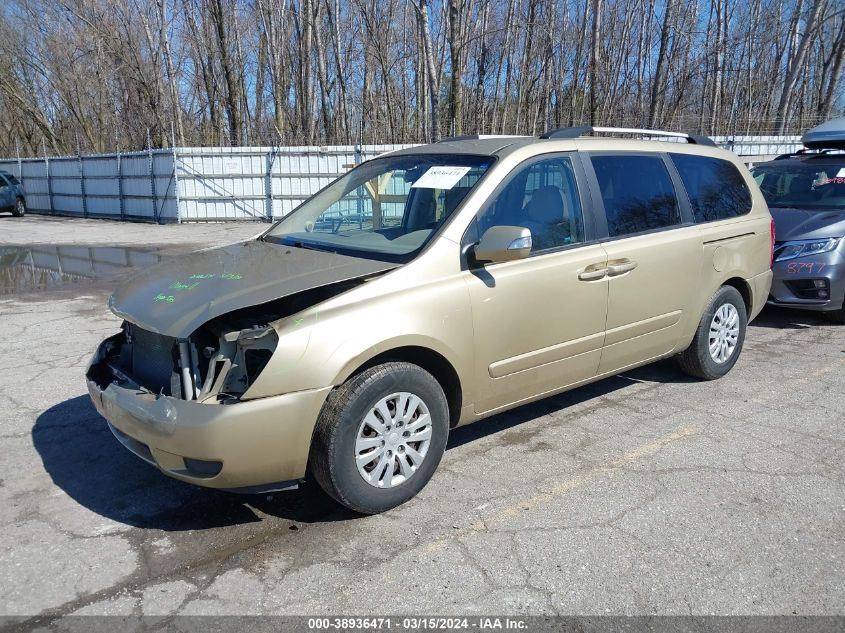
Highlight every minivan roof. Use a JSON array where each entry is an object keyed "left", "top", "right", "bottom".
[
  {"left": 386, "top": 129, "right": 724, "bottom": 160},
  {"left": 387, "top": 137, "right": 535, "bottom": 157}
]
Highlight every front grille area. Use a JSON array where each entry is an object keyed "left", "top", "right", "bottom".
[{"left": 128, "top": 325, "right": 177, "bottom": 395}]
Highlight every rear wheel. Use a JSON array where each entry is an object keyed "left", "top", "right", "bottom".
[
  {"left": 678, "top": 285, "right": 747, "bottom": 380},
  {"left": 309, "top": 362, "right": 449, "bottom": 514},
  {"left": 12, "top": 197, "right": 25, "bottom": 217}
]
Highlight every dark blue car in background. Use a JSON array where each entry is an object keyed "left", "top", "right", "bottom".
[
  {"left": 0, "top": 170, "right": 26, "bottom": 217},
  {"left": 752, "top": 118, "right": 845, "bottom": 324}
]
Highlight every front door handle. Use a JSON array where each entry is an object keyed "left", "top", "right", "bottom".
[
  {"left": 578, "top": 263, "right": 609, "bottom": 281},
  {"left": 606, "top": 259, "right": 638, "bottom": 276}
]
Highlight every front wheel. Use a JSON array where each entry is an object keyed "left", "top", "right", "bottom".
[
  {"left": 677, "top": 285, "right": 747, "bottom": 380},
  {"left": 12, "top": 197, "right": 25, "bottom": 217},
  {"left": 309, "top": 362, "right": 449, "bottom": 514}
]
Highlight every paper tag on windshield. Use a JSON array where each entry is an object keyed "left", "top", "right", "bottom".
[{"left": 411, "top": 166, "right": 472, "bottom": 190}]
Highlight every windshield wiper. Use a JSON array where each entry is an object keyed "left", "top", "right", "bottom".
[{"left": 290, "top": 240, "right": 337, "bottom": 253}]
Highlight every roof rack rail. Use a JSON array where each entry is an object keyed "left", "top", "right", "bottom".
[
  {"left": 436, "top": 134, "right": 529, "bottom": 143},
  {"left": 774, "top": 149, "right": 816, "bottom": 160},
  {"left": 774, "top": 148, "right": 845, "bottom": 160},
  {"left": 539, "top": 126, "right": 716, "bottom": 146}
]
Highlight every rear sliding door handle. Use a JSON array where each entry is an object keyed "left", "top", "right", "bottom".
[
  {"left": 578, "top": 265, "right": 609, "bottom": 281},
  {"left": 606, "top": 259, "right": 638, "bottom": 276}
]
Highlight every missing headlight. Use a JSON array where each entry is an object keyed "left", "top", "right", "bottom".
[
  {"left": 192, "top": 324, "right": 278, "bottom": 402},
  {"left": 233, "top": 326, "right": 278, "bottom": 391},
  {"left": 244, "top": 349, "right": 273, "bottom": 383}
]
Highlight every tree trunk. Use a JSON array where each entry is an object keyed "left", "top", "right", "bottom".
[
  {"left": 156, "top": 0, "right": 184, "bottom": 146},
  {"left": 209, "top": 0, "right": 242, "bottom": 145},
  {"left": 775, "top": 0, "right": 826, "bottom": 134},
  {"left": 325, "top": 0, "right": 350, "bottom": 142},
  {"left": 817, "top": 15, "right": 845, "bottom": 120},
  {"left": 414, "top": 0, "right": 440, "bottom": 142},
  {"left": 313, "top": 2, "right": 332, "bottom": 142},
  {"left": 448, "top": 0, "right": 462, "bottom": 136},
  {"left": 255, "top": 28, "right": 267, "bottom": 140},
  {"left": 588, "top": 0, "right": 602, "bottom": 126},
  {"left": 649, "top": 0, "right": 676, "bottom": 128}
]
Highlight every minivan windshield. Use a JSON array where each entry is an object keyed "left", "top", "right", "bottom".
[
  {"left": 751, "top": 158, "right": 845, "bottom": 210},
  {"left": 263, "top": 154, "right": 494, "bottom": 262}
]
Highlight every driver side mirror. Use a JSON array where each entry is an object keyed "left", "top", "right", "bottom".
[{"left": 473, "top": 225, "right": 532, "bottom": 264}]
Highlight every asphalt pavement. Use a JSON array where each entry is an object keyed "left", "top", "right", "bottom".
[{"left": 0, "top": 216, "right": 843, "bottom": 623}]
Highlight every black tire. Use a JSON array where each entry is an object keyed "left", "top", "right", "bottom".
[
  {"left": 677, "top": 285, "right": 747, "bottom": 380},
  {"left": 309, "top": 362, "right": 449, "bottom": 514},
  {"left": 12, "top": 197, "right": 25, "bottom": 217}
]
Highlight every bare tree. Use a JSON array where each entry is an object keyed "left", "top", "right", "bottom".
[
  {"left": 649, "top": 0, "right": 677, "bottom": 127},
  {"left": 775, "top": 0, "right": 827, "bottom": 133},
  {"left": 1, "top": 0, "right": 844, "bottom": 157},
  {"left": 413, "top": 0, "right": 440, "bottom": 142}
]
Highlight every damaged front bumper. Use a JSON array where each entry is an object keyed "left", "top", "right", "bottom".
[{"left": 86, "top": 335, "right": 331, "bottom": 492}]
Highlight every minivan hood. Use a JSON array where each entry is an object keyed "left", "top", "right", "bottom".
[
  {"left": 109, "top": 240, "right": 398, "bottom": 338},
  {"left": 770, "top": 207, "right": 845, "bottom": 242}
]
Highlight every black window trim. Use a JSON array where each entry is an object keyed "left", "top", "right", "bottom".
[
  {"left": 460, "top": 150, "right": 601, "bottom": 270},
  {"left": 581, "top": 150, "right": 695, "bottom": 242},
  {"left": 661, "top": 152, "right": 696, "bottom": 224}
]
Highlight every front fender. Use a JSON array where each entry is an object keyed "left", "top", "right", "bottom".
[{"left": 243, "top": 275, "right": 475, "bottom": 403}]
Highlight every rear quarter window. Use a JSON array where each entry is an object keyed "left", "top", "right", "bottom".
[{"left": 670, "top": 154, "right": 751, "bottom": 222}]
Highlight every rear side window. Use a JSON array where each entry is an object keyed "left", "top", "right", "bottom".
[
  {"left": 671, "top": 153, "right": 751, "bottom": 222},
  {"left": 590, "top": 155, "right": 681, "bottom": 237},
  {"left": 2, "top": 173, "right": 19, "bottom": 185}
]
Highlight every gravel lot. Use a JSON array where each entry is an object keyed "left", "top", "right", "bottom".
[{"left": 1, "top": 216, "right": 843, "bottom": 622}]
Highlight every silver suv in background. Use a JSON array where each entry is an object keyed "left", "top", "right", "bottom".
[
  {"left": 751, "top": 117, "right": 845, "bottom": 323},
  {"left": 0, "top": 171, "right": 26, "bottom": 217}
]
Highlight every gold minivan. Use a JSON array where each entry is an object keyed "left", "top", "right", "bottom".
[{"left": 87, "top": 128, "right": 773, "bottom": 513}]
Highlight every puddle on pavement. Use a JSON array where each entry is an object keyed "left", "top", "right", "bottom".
[{"left": 0, "top": 244, "right": 166, "bottom": 296}]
